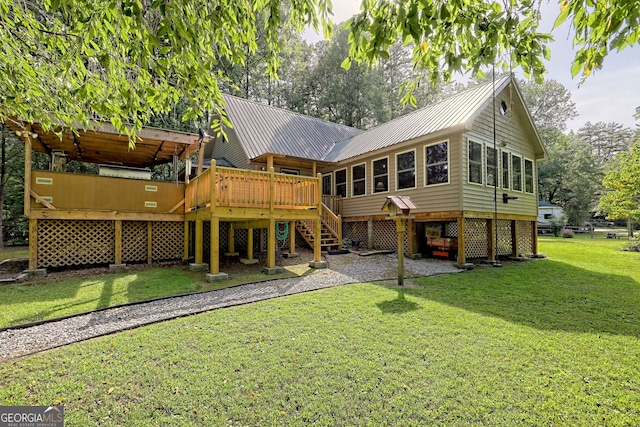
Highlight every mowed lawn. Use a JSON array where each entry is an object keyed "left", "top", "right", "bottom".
[{"left": 1, "top": 234, "right": 639, "bottom": 426}]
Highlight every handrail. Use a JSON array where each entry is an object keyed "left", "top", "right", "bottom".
[
  {"left": 322, "top": 195, "right": 342, "bottom": 215},
  {"left": 185, "top": 165, "right": 319, "bottom": 211},
  {"left": 321, "top": 203, "right": 342, "bottom": 242}
]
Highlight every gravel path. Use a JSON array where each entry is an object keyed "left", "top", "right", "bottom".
[{"left": 0, "top": 253, "right": 460, "bottom": 362}]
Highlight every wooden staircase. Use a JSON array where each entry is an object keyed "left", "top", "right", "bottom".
[{"left": 296, "top": 203, "right": 342, "bottom": 251}]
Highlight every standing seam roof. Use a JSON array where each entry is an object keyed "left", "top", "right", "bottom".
[{"left": 322, "top": 75, "right": 511, "bottom": 162}]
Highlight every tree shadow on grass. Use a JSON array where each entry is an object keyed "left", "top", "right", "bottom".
[
  {"left": 376, "top": 289, "right": 421, "bottom": 314},
  {"left": 407, "top": 259, "right": 640, "bottom": 337}
]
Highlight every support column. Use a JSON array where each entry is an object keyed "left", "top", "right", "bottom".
[
  {"left": 183, "top": 221, "right": 190, "bottom": 261},
  {"left": 147, "top": 222, "right": 153, "bottom": 264},
  {"left": 532, "top": 221, "right": 539, "bottom": 254},
  {"left": 110, "top": 219, "right": 125, "bottom": 269},
  {"left": 28, "top": 218, "right": 37, "bottom": 271},
  {"left": 309, "top": 172, "right": 327, "bottom": 268},
  {"left": 263, "top": 218, "right": 283, "bottom": 274},
  {"left": 367, "top": 217, "right": 374, "bottom": 249},
  {"left": 511, "top": 220, "right": 519, "bottom": 257},
  {"left": 457, "top": 217, "right": 467, "bottom": 265},
  {"left": 283, "top": 220, "right": 298, "bottom": 258},
  {"left": 241, "top": 228, "right": 258, "bottom": 265},
  {"left": 194, "top": 219, "right": 203, "bottom": 265},
  {"left": 206, "top": 217, "right": 227, "bottom": 281},
  {"left": 225, "top": 223, "right": 239, "bottom": 256}
]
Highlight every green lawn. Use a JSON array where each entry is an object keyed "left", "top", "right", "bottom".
[
  {"left": 0, "top": 264, "right": 312, "bottom": 328},
  {"left": 1, "top": 235, "right": 639, "bottom": 425}
]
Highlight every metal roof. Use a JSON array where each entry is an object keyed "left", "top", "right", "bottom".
[
  {"left": 323, "top": 75, "right": 512, "bottom": 162},
  {"left": 222, "top": 95, "right": 364, "bottom": 161}
]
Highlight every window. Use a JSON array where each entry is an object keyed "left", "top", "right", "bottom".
[
  {"left": 335, "top": 169, "right": 347, "bottom": 198},
  {"left": 352, "top": 163, "right": 366, "bottom": 196},
  {"left": 322, "top": 174, "right": 332, "bottom": 196},
  {"left": 373, "top": 157, "right": 388, "bottom": 193},
  {"left": 512, "top": 154, "right": 522, "bottom": 191},
  {"left": 425, "top": 141, "right": 449, "bottom": 186},
  {"left": 501, "top": 151, "right": 510, "bottom": 190},
  {"left": 468, "top": 140, "right": 483, "bottom": 184},
  {"left": 396, "top": 150, "right": 416, "bottom": 190},
  {"left": 486, "top": 146, "right": 497, "bottom": 187},
  {"left": 524, "top": 159, "right": 534, "bottom": 193}
]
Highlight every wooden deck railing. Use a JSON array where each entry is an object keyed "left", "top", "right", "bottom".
[
  {"left": 321, "top": 203, "right": 342, "bottom": 241},
  {"left": 322, "top": 195, "right": 343, "bottom": 215},
  {"left": 185, "top": 163, "right": 319, "bottom": 212}
]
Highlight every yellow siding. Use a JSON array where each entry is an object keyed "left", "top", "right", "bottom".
[
  {"left": 463, "top": 87, "right": 538, "bottom": 217},
  {"left": 329, "top": 133, "right": 464, "bottom": 218}
]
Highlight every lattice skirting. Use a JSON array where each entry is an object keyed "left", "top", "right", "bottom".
[
  {"left": 36, "top": 219, "right": 183, "bottom": 268},
  {"left": 464, "top": 218, "right": 489, "bottom": 259},
  {"left": 517, "top": 221, "right": 534, "bottom": 255},
  {"left": 343, "top": 221, "right": 369, "bottom": 248},
  {"left": 496, "top": 220, "right": 512, "bottom": 256}
]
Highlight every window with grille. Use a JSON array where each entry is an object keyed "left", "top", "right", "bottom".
[
  {"left": 396, "top": 150, "right": 416, "bottom": 190},
  {"left": 425, "top": 141, "right": 449, "bottom": 186},
  {"left": 468, "top": 140, "right": 483, "bottom": 184},
  {"left": 352, "top": 163, "right": 366, "bottom": 196}
]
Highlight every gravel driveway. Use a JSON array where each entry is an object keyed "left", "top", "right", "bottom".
[{"left": 0, "top": 252, "right": 460, "bottom": 362}]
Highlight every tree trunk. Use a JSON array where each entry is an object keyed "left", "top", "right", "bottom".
[{"left": 0, "top": 124, "right": 6, "bottom": 248}]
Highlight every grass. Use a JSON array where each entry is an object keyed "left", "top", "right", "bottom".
[
  {"left": 0, "top": 263, "right": 313, "bottom": 328},
  {"left": 1, "top": 235, "right": 639, "bottom": 425},
  {"left": 0, "top": 245, "right": 28, "bottom": 261}
]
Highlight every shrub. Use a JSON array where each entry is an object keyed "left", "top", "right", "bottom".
[
  {"left": 561, "top": 228, "right": 574, "bottom": 238},
  {"left": 623, "top": 237, "right": 640, "bottom": 252}
]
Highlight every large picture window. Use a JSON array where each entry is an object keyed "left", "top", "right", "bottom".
[
  {"left": 396, "top": 150, "right": 416, "bottom": 190},
  {"left": 468, "top": 140, "right": 483, "bottom": 184},
  {"left": 373, "top": 157, "right": 388, "bottom": 193},
  {"left": 512, "top": 154, "right": 522, "bottom": 191},
  {"left": 501, "top": 151, "right": 510, "bottom": 190},
  {"left": 486, "top": 146, "right": 497, "bottom": 187},
  {"left": 524, "top": 159, "right": 534, "bottom": 193},
  {"left": 352, "top": 163, "right": 366, "bottom": 196},
  {"left": 335, "top": 169, "right": 347, "bottom": 198},
  {"left": 425, "top": 141, "right": 449, "bottom": 186}
]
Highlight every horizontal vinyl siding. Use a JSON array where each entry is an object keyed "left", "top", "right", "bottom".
[
  {"left": 333, "top": 133, "right": 463, "bottom": 218},
  {"left": 211, "top": 129, "right": 251, "bottom": 169},
  {"left": 463, "top": 89, "right": 538, "bottom": 217}
]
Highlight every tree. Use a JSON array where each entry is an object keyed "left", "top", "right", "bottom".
[
  {"left": 577, "top": 121, "right": 635, "bottom": 168},
  {"left": 1, "top": 0, "right": 638, "bottom": 136},
  {"left": 519, "top": 79, "right": 577, "bottom": 132},
  {"left": 599, "top": 141, "right": 640, "bottom": 224}
]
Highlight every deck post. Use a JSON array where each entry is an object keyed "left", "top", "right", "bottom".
[
  {"left": 210, "top": 217, "right": 220, "bottom": 274},
  {"left": 28, "top": 218, "right": 37, "bottom": 270},
  {"left": 367, "top": 217, "right": 374, "bottom": 249},
  {"left": 195, "top": 219, "right": 203, "bottom": 264},
  {"left": 183, "top": 221, "right": 190, "bottom": 261},
  {"left": 284, "top": 220, "right": 298, "bottom": 258},
  {"left": 267, "top": 218, "right": 276, "bottom": 268},
  {"left": 225, "top": 223, "right": 238, "bottom": 256},
  {"left": 511, "top": 220, "right": 519, "bottom": 257},
  {"left": 309, "top": 173, "right": 326, "bottom": 268},
  {"left": 114, "top": 220, "right": 123, "bottom": 265},
  {"left": 24, "top": 129, "right": 32, "bottom": 217},
  {"left": 147, "top": 222, "right": 153, "bottom": 264},
  {"left": 247, "top": 229, "right": 254, "bottom": 260},
  {"left": 532, "top": 221, "right": 538, "bottom": 254},
  {"left": 457, "top": 217, "right": 467, "bottom": 265}
]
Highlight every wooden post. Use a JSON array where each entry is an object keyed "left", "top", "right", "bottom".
[
  {"left": 210, "top": 159, "right": 217, "bottom": 214},
  {"left": 183, "top": 221, "right": 190, "bottom": 260},
  {"left": 114, "top": 220, "right": 123, "bottom": 265},
  {"left": 269, "top": 167, "right": 275, "bottom": 213},
  {"left": 457, "top": 217, "right": 466, "bottom": 264},
  {"left": 511, "top": 220, "right": 519, "bottom": 257},
  {"left": 268, "top": 218, "right": 276, "bottom": 268},
  {"left": 210, "top": 217, "right": 220, "bottom": 274},
  {"left": 267, "top": 154, "right": 274, "bottom": 171},
  {"left": 228, "top": 223, "right": 235, "bottom": 253},
  {"left": 147, "top": 222, "right": 153, "bottom": 264},
  {"left": 289, "top": 220, "right": 296, "bottom": 254},
  {"left": 407, "top": 218, "right": 416, "bottom": 255},
  {"left": 368, "top": 217, "right": 374, "bottom": 249},
  {"left": 24, "top": 131, "right": 32, "bottom": 217},
  {"left": 487, "top": 218, "right": 495, "bottom": 261},
  {"left": 532, "top": 221, "right": 538, "bottom": 254},
  {"left": 396, "top": 217, "right": 406, "bottom": 286},
  {"left": 314, "top": 173, "right": 322, "bottom": 262},
  {"left": 247, "top": 228, "right": 254, "bottom": 260},
  {"left": 337, "top": 214, "right": 343, "bottom": 247},
  {"left": 28, "top": 218, "right": 37, "bottom": 270},
  {"left": 195, "top": 219, "right": 203, "bottom": 264}
]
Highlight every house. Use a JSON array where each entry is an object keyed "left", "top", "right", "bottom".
[
  {"left": 209, "top": 74, "right": 545, "bottom": 264},
  {"left": 537, "top": 200, "right": 564, "bottom": 224},
  {"left": 10, "top": 73, "right": 545, "bottom": 277}
]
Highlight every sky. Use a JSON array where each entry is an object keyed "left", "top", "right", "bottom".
[{"left": 303, "top": 1, "right": 640, "bottom": 132}]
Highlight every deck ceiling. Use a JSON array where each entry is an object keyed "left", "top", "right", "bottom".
[{"left": 6, "top": 119, "right": 203, "bottom": 168}]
